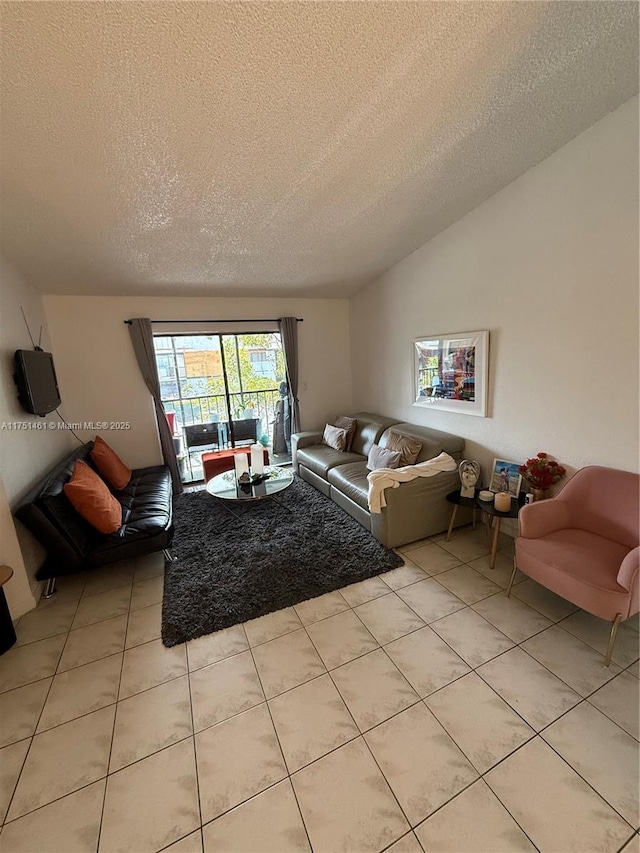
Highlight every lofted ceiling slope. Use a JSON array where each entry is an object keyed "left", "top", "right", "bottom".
[{"left": 0, "top": 1, "right": 638, "bottom": 297}]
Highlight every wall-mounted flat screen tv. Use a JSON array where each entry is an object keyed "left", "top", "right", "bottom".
[{"left": 14, "top": 349, "right": 61, "bottom": 416}]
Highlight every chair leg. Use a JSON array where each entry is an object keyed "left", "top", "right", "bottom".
[
  {"left": 506, "top": 559, "right": 518, "bottom": 598},
  {"left": 604, "top": 614, "right": 623, "bottom": 667},
  {"left": 162, "top": 548, "right": 176, "bottom": 564},
  {"left": 43, "top": 577, "right": 57, "bottom": 599}
]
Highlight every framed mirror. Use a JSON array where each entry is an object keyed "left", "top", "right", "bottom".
[{"left": 413, "top": 330, "right": 489, "bottom": 417}]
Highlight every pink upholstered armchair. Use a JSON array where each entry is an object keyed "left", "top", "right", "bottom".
[{"left": 508, "top": 466, "right": 639, "bottom": 666}]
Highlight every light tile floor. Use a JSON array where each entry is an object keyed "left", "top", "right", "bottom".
[{"left": 0, "top": 525, "right": 638, "bottom": 853}]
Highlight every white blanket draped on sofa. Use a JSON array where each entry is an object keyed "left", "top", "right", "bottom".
[{"left": 367, "top": 451, "right": 458, "bottom": 513}]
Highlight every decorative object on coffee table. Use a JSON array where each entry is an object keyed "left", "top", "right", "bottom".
[
  {"left": 201, "top": 447, "right": 269, "bottom": 483},
  {"left": 493, "top": 492, "right": 511, "bottom": 512},
  {"left": 519, "top": 452, "right": 566, "bottom": 501},
  {"left": 458, "top": 459, "right": 481, "bottom": 498},
  {"left": 234, "top": 452, "right": 250, "bottom": 480},
  {"left": 161, "top": 475, "right": 403, "bottom": 646},
  {"left": 250, "top": 443, "right": 265, "bottom": 475},
  {"left": 207, "top": 466, "right": 293, "bottom": 503}
]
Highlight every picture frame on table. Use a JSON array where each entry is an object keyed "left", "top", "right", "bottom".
[
  {"left": 413, "top": 330, "right": 489, "bottom": 417},
  {"left": 489, "top": 458, "right": 522, "bottom": 497}
]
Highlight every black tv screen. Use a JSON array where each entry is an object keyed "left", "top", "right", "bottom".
[{"left": 14, "top": 350, "right": 61, "bottom": 416}]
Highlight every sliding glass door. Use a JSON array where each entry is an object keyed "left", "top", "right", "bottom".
[{"left": 153, "top": 332, "right": 289, "bottom": 482}]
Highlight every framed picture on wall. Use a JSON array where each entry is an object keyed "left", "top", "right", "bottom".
[
  {"left": 413, "top": 330, "right": 489, "bottom": 417},
  {"left": 489, "top": 458, "right": 522, "bottom": 497}
]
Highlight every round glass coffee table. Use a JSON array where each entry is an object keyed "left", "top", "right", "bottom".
[{"left": 206, "top": 465, "right": 294, "bottom": 503}]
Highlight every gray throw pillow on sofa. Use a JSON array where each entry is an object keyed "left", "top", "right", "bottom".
[
  {"left": 332, "top": 416, "right": 357, "bottom": 451},
  {"left": 367, "top": 443, "right": 402, "bottom": 471},
  {"left": 384, "top": 429, "right": 422, "bottom": 466},
  {"left": 322, "top": 423, "right": 348, "bottom": 452}
]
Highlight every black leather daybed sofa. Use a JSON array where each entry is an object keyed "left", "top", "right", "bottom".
[{"left": 15, "top": 441, "right": 173, "bottom": 596}]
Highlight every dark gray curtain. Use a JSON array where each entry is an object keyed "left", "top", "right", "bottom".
[
  {"left": 278, "top": 317, "right": 301, "bottom": 435},
  {"left": 128, "top": 318, "right": 183, "bottom": 495}
]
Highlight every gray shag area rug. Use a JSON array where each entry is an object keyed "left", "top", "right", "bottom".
[{"left": 161, "top": 475, "right": 403, "bottom": 646}]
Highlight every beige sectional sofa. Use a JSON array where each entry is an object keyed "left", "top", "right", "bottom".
[{"left": 292, "top": 412, "right": 467, "bottom": 548}]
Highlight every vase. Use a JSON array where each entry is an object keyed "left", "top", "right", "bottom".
[{"left": 531, "top": 488, "right": 548, "bottom": 502}]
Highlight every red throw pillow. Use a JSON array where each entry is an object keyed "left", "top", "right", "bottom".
[
  {"left": 63, "top": 460, "right": 122, "bottom": 534},
  {"left": 90, "top": 435, "right": 132, "bottom": 491}
]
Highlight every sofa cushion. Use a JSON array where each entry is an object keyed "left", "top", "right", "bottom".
[
  {"left": 322, "top": 423, "right": 348, "bottom": 452},
  {"left": 383, "top": 430, "right": 422, "bottom": 466},
  {"left": 37, "top": 493, "right": 97, "bottom": 560},
  {"left": 367, "top": 444, "right": 401, "bottom": 471},
  {"left": 296, "top": 445, "right": 365, "bottom": 479},
  {"left": 517, "top": 529, "right": 630, "bottom": 619},
  {"left": 327, "top": 462, "right": 370, "bottom": 511},
  {"left": 347, "top": 413, "right": 402, "bottom": 457},
  {"left": 115, "top": 466, "right": 173, "bottom": 536}
]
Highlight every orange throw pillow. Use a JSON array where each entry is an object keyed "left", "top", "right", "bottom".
[
  {"left": 63, "top": 460, "right": 122, "bottom": 534},
  {"left": 90, "top": 435, "right": 132, "bottom": 491}
]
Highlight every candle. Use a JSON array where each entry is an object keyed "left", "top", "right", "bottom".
[
  {"left": 250, "top": 443, "right": 264, "bottom": 476},
  {"left": 234, "top": 453, "right": 249, "bottom": 479},
  {"left": 494, "top": 492, "right": 511, "bottom": 512}
]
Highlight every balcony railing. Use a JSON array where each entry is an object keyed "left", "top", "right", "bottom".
[{"left": 163, "top": 388, "right": 287, "bottom": 482}]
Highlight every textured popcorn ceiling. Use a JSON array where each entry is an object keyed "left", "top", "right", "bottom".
[{"left": 0, "top": 2, "right": 637, "bottom": 297}]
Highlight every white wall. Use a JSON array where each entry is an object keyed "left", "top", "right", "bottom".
[
  {"left": 43, "top": 296, "right": 352, "bottom": 467},
  {"left": 350, "top": 97, "right": 639, "bottom": 487},
  {"left": 0, "top": 257, "right": 76, "bottom": 615},
  {"left": 0, "top": 477, "right": 34, "bottom": 618}
]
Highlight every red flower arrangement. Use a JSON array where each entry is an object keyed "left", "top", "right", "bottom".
[{"left": 519, "top": 452, "right": 566, "bottom": 491}]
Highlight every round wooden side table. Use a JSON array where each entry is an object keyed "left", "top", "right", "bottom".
[{"left": 0, "top": 565, "right": 17, "bottom": 654}]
